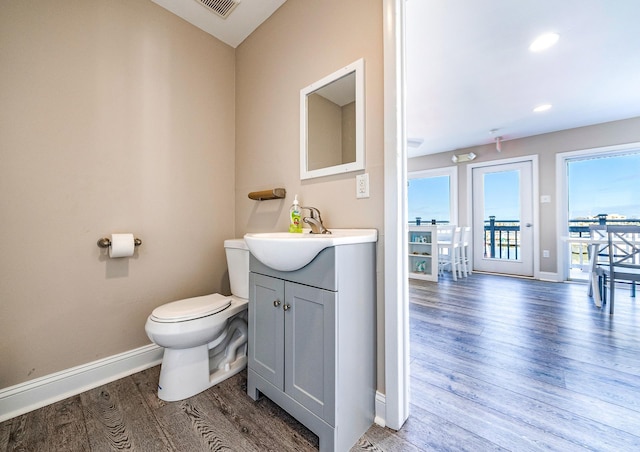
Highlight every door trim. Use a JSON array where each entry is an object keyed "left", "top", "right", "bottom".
[
  {"left": 466, "top": 155, "right": 540, "bottom": 279},
  {"left": 382, "top": 0, "right": 409, "bottom": 431}
]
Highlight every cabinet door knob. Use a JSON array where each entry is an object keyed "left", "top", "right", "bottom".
[
  {"left": 273, "top": 300, "right": 281, "bottom": 307},
  {"left": 283, "top": 304, "right": 291, "bottom": 311}
]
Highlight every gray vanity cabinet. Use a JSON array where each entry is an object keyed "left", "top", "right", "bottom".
[
  {"left": 247, "top": 243, "right": 375, "bottom": 452},
  {"left": 249, "top": 273, "right": 336, "bottom": 423}
]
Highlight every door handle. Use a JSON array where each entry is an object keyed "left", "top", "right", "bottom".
[
  {"left": 283, "top": 304, "right": 291, "bottom": 311},
  {"left": 525, "top": 223, "right": 532, "bottom": 227},
  {"left": 273, "top": 300, "right": 281, "bottom": 307}
]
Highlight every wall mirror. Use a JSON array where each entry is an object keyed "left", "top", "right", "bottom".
[{"left": 300, "top": 58, "right": 365, "bottom": 180}]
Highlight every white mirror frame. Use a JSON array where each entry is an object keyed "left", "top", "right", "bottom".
[{"left": 300, "top": 58, "right": 365, "bottom": 180}]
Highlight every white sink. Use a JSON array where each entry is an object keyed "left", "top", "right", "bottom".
[{"left": 244, "top": 229, "right": 377, "bottom": 272}]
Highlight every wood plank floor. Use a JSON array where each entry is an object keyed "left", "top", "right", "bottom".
[{"left": 2, "top": 273, "right": 639, "bottom": 451}]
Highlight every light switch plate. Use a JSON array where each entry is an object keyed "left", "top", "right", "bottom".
[{"left": 356, "top": 173, "right": 370, "bottom": 198}]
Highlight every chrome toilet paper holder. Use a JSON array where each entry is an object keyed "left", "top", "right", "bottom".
[{"left": 97, "top": 237, "right": 143, "bottom": 248}]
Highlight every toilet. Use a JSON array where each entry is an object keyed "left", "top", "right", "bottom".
[{"left": 145, "top": 239, "right": 249, "bottom": 401}]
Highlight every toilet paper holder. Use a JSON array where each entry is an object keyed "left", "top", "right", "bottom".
[{"left": 97, "top": 237, "right": 143, "bottom": 248}]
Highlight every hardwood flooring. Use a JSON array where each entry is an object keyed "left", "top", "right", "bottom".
[
  {"left": 403, "top": 274, "right": 640, "bottom": 451},
  {"left": 0, "top": 365, "right": 320, "bottom": 452},
  {"left": 2, "top": 273, "right": 639, "bottom": 451}
]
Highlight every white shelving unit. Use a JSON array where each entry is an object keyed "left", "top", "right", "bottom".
[{"left": 408, "top": 225, "right": 438, "bottom": 282}]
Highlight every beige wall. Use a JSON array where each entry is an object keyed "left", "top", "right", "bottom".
[
  {"left": 0, "top": 0, "right": 236, "bottom": 387},
  {"left": 408, "top": 117, "right": 640, "bottom": 274},
  {"left": 235, "top": 1, "right": 385, "bottom": 387}
]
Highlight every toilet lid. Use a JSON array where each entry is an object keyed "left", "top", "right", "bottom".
[{"left": 150, "top": 293, "right": 232, "bottom": 322}]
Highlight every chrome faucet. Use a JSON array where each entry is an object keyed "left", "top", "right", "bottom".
[{"left": 301, "top": 206, "right": 331, "bottom": 234}]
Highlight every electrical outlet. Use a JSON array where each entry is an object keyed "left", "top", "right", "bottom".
[
  {"left": 543, "top": 250, "right": 550, "bottom": 258},
  {"left": 356, "top": 173, "right": 370, "bottom": 198}
]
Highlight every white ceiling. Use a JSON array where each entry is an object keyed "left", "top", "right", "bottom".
[
  {"left": 406, "top": 0, "right": 640, "bottom": 157},
  {"left": 151, "top": 0, "right": 286, "bottom": 48},
  {"left": 152, "top": 0, "right": 640, "bottom": 158}
]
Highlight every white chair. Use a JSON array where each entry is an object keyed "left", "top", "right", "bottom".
[
  {"left": 595, "top": 225, "right": 640, "bottom": 314},
  {"left": 457, "top": 226, "right": 471, "bottom": 278},
  {"left": 587, "top": 225, "right": 609, "bottom": 305},
  {"left": 438, "top": 226, "right": 461, "bottom": 281}
]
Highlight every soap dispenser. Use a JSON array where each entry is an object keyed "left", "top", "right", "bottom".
[{"left": 289, "top": 195, "right": 302, "bottom": 233}]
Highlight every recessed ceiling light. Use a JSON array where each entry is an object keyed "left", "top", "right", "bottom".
[
  {"left": 529, "top": 32, "right": 559, "bottom": 52},
  {"left": 533, "top": 104, "right": 552, "bottom": 113}
]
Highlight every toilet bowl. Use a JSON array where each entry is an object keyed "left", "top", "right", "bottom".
[{"left": 145, "top": 239, "right": 249, "bottom": 402}]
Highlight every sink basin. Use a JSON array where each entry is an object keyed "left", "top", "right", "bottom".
[{"left": 244, "top": 229, "right": 377, "bottom": 272}]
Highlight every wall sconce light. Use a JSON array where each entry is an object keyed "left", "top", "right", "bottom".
[{"left": 451, "top": 152, "right": 476, "bottom": 163}]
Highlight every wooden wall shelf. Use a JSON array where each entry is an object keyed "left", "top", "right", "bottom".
[{"left": 248, "top": 188, "right": 286, "bottom": 201}]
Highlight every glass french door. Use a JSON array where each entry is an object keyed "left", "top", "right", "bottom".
[{"left": 472, "top": 161, "right": 534, "bottom": 276}]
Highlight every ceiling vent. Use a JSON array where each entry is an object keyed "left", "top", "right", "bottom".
[{"left": 196, "top": 0, "right": 240, "bottom": 19}]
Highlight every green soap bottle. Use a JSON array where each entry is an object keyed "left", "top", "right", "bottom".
[{"left": 289, "top": 195, "right": 302, "bottom": 233}]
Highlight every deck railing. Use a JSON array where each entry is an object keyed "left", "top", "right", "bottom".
[
  {"left": 484, "top": 216, "right": 520, "bottom": 260},
  {"left": 410, "top": 214, "right": 639, "bottom": 267},
  {"left": 408, "top": 217, "right": 522, "bottom": 260},
  {"left": 568, "top": 214, "right": 640, "bottom": 236},
  {"left": 567, "top": 215, "right": 640, "bottom": 274}
]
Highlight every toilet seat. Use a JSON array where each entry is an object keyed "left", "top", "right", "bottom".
[{"left": 150, "top": 293, "right": 232, "bottom": 323}]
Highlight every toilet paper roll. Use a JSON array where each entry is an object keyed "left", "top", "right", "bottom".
[{"left": 109, "top": 233, "right": 135, "bottom": 258}]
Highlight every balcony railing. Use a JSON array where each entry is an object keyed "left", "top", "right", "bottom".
[
  {"left": 410, "top": 214, "right": 639, "bottom": 268},
  {"left": 483, "top": 215, "right": 640, "bottom": 265},
  {"left": 568, "top": 214, "right": 640, "bottom": 236},
  {"left": 408, "top": 217, "right": 449, "bottom": 226},
  {"left": 408, "top": 216, "right": 522, "bottom": 260},
  {"left": 567, "top": 214, "right": 640, "bottom": 276},
  {"left": 484, "top": 216, "right": 520, "bottom": 260}
]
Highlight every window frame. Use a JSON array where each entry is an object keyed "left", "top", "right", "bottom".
[{"left": 556, "top": 141, "right": 640, "bottom": 281}]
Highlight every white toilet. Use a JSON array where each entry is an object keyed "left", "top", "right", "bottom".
[{"left": 145, "top": 239, "right": 249, "bottom": 401}]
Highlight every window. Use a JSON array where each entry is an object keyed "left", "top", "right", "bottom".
[
  {"left": 408, "top": 166, "right": 457, "bottom": 225},
  {"left": 558, "top": 144, "right": 640, "bottom": 280},
  {"left": 567, "top": 152, "right": 640, "bottom": 222}
]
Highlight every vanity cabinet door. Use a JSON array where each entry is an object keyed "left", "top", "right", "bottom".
[
  {"left": 249, "top": 273, "right": 285, "bottom": 390},
  {"left": 284, "top": 281, "right": 336, "bottom": 425}
]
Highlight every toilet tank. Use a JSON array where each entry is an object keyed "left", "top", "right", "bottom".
[{"left": 224, "top": 239, "right": 249, "bottom": 299}]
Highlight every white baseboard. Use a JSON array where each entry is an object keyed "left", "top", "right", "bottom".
[
  {"left": 374, "top": 390, "right": 386, "bottom": 427},
  {"left": 0, "top": 344, "right": 163, "bottom": 423},
  {"left": 538, "top": 271, "right": 561, "bottom": 282}
]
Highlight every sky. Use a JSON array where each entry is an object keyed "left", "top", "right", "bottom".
[
  {"left": 408, "top": 175, "right": 450, "bottom": 223},
  {"left": 408, "top": 170, "right": 521, "bottom": 223},
  {"left": 483, "top": 170, "right": 520, "bottom": 220},
  {"left": 408, "top": 152, "right": 640, "bottom": 223},
  {"left": 567, "top": 153, "right": 640, "bottom": 219}
]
